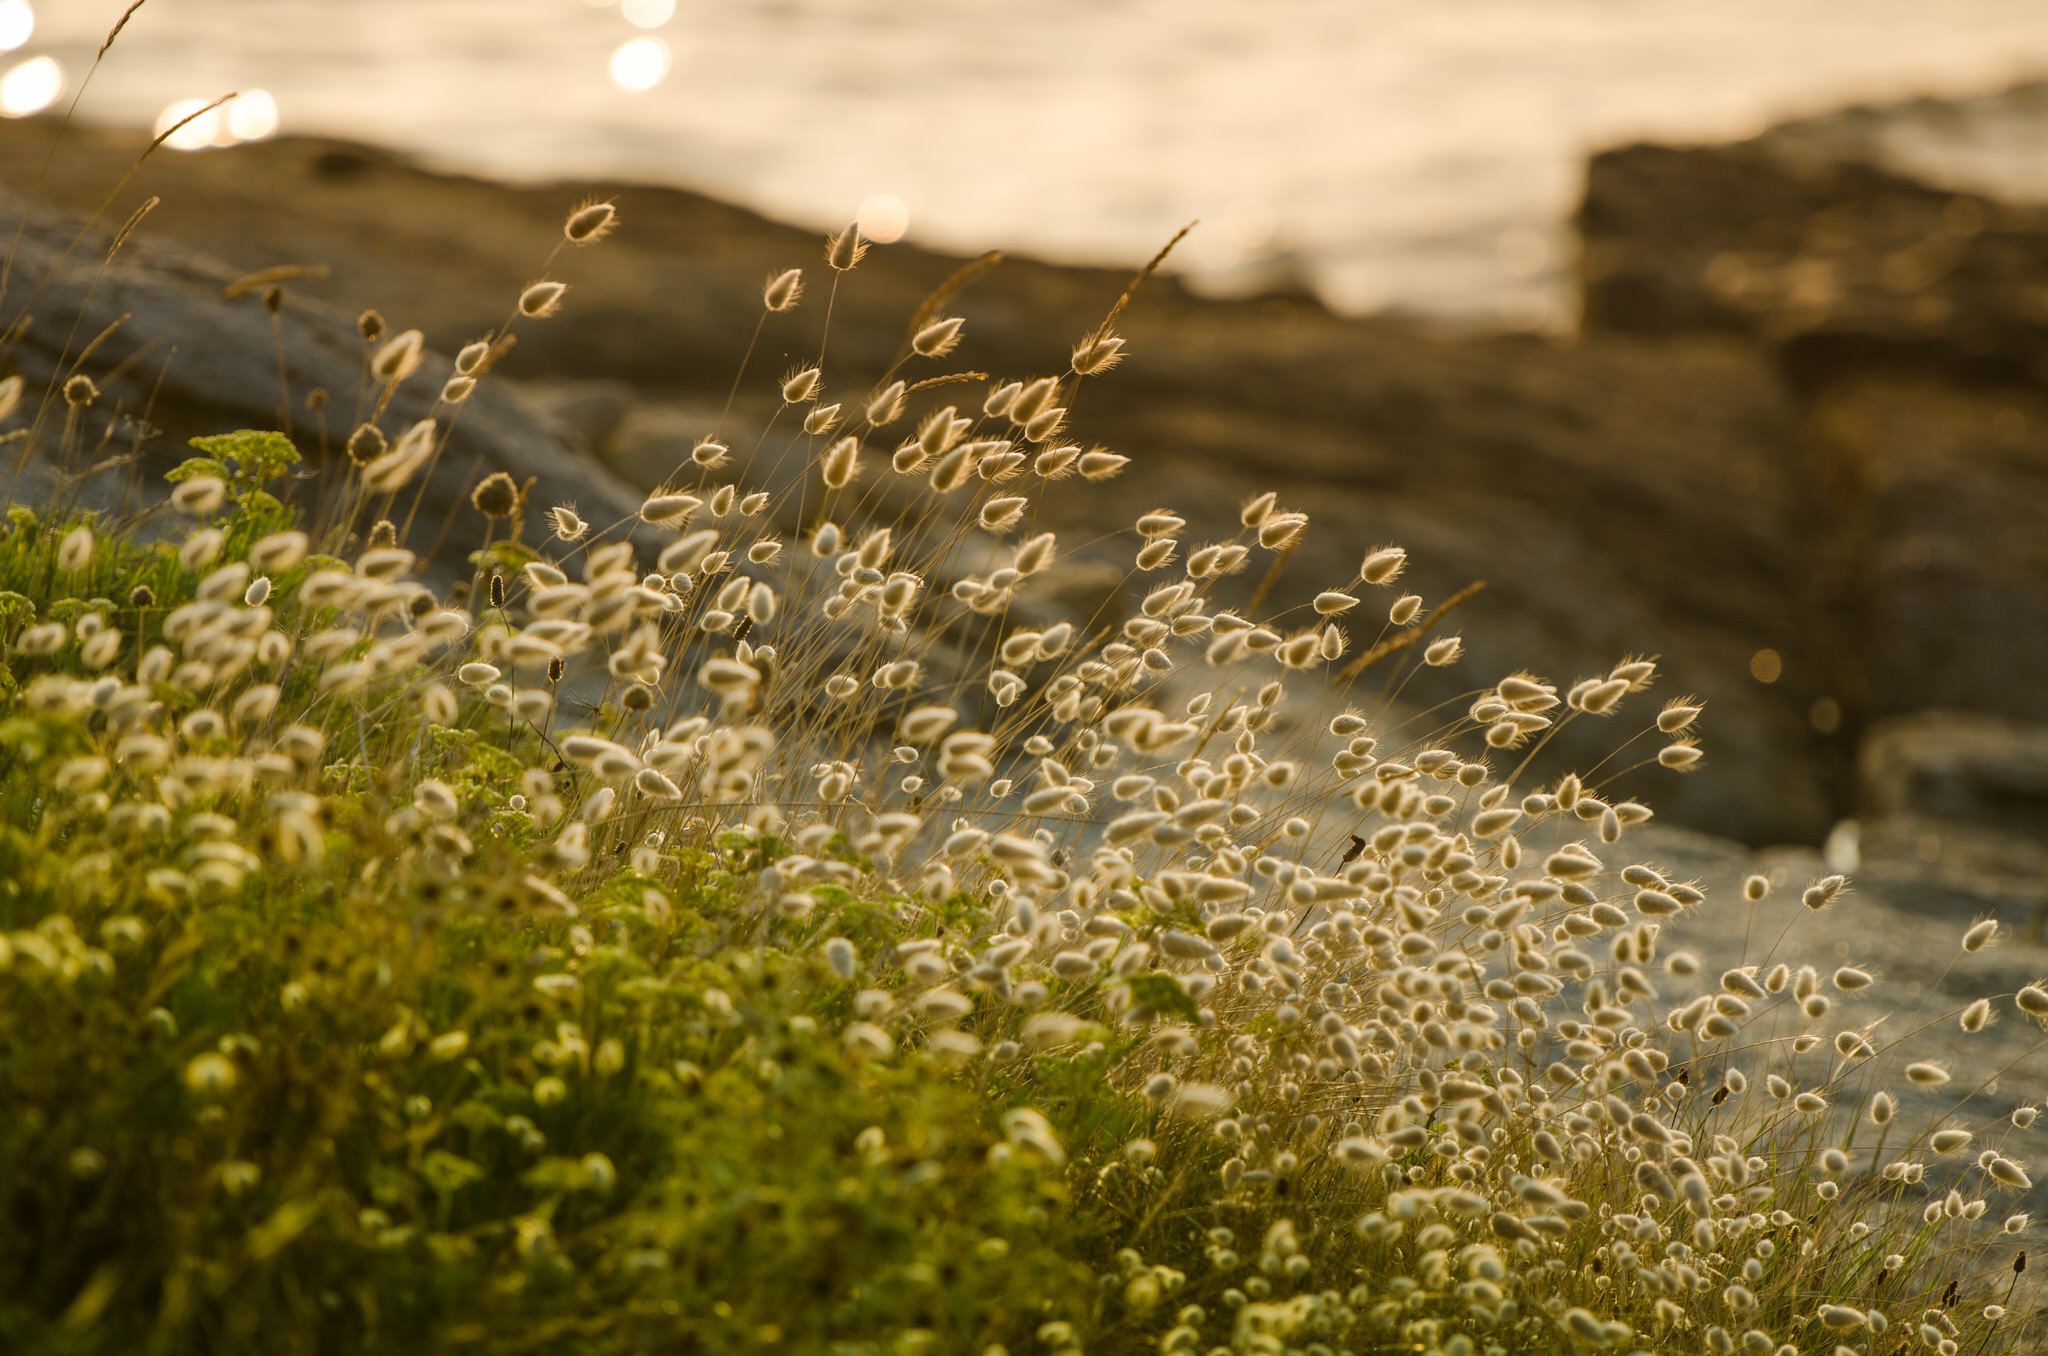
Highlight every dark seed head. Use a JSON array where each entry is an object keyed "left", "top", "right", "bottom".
[
  {"left": 358, "top": 310, "right": 385, "bottom": 342},
  {"left": 129, "top": 584, "right": 155, "bottom": 608},
  {"left": 471, "top": 470, "right": 519, "bottom": 519},
  {"left": 367, "top": 519, "right": 397, "bottom": 550},
  {"left": 346, "top": 424, "right": 386, "bottom": 466},
  {"left": 262, "top": 285, "right": 285, "bottom": 315},
  {"left": 546, "top": 656, "right": 565, "bottom": 685},
  {"left": 622, "top": 683, "right": 654, "bottom": 713},
  {"left": 488, "top": 575, "right": 505, "bottom": 608}
]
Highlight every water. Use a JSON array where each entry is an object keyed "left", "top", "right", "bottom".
[{"left": 28, "top": 0, "right": 2048, "bottom": 326}]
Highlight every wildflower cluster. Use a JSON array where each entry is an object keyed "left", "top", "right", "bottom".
[{"left": 0, "top": 198, "right": 2039, "bottom": 1356}]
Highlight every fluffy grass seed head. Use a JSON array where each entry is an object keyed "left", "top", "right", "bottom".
[
  {"left": 371, "top": 329, "right": 424, "bottom": 384},
  {"left": 362, "top": 419, "right": 438, "bottom": 494},
  {"left": 564, "top": 200, "right": 617, "bottom": 244},
  {"left": 171, "top": 477, "right": 227, "bottom": 515},
  {"left": 519, "top": 281, "right": 568, "bottom": 318},
  {"left": 912, "top": 316, "right": 964, "bottom": 358},
  {"left": 548, "top": 506, "right": 588, "bottom": 542},
  {"left": 781, "top": 367, "right": 821, "bottom": 403},
  {"left": 1072, "top": 330, "right": 1125, "bottom": 375},
  {"left": 57, "top": 525, "right": 93, "bottom": 573},
  {"left": 826, "top": 223, "right": 866, "bottom": 271},
  {"left": 764, "top": 267, "right": 803, "bottom": 311}
]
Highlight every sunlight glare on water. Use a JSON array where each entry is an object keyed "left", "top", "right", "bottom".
[
  {"left": 155, "top": 97, "right": 222, "bottom": 150},
  {"left": 0, "top": 52, "right": 58, "bottom": 117},
  {"left": 856, "top": 194, "right": 910, "bottom": 245},
  {"left": 621, "top": 0, "right": 674, "bottom": 30},
  {"left": 0, "top": 1, "right": 34, "bottom": 53},
  {"left": 29, "top": 0, "right": 2048, "bottom": 322},
  {"left": 227, "top": 89, "right": 278, "bottom": 141},
  {"left": 608, "top": 35, "right": 669, "bottom": 91},
  {"left": 156, "top": 90, "right": 279, "bottom": 149}
]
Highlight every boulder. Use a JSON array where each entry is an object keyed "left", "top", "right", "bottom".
[
  {"left": 1803, "top": 380, "right": 2048, "bottom": 732},
  {"left": 0, "top": 184, "right": 648, "bottom": 565},
  {"left": 1577, "top": 117, "right": 2048, "bottom": 831},
  {"left": 1858, "top": 711, "right": 2048, "bottom": 835},
  {"left": 1578, "top": 139, "right": 2048, "bottom": 393}
]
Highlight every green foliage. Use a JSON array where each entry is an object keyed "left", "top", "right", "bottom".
[
  {"left": 185, "top": 429, "right": 301, "bottom": 485},
  {"left": 1125, "top": 973, "right": 1202, "bottom": 1025}
]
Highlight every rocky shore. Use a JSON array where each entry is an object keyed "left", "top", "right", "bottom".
[{"left": 3, "top": 107, "right": 2046, "bottom": 1141}]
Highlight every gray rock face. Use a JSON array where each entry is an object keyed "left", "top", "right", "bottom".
[
  {"left": 1638, "top": 818, "right": 2048, "bottom": 1218},
  {"left": 1859, "top": 712, "right": 2048, "bottom": 840},
  {"left": 1579, "top": 129, "right": 2048, "bottom": 817},
  {"left": 1803, "top": 380, "right": 2048, "bottom": 733},
  {"left": 0, "top": 185, "right": 647, "bottom": 563},
  {"left": 1579, "top": 140, "right": 2048, "bottom": 392}
]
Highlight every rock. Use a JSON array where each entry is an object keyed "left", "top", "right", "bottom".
[
  {"left": 1858, "top": 711, "right": 2048, "bottom": 835},
  {"left": 1577, "top": 115, "right": 2048, "bottom": 838},
  {"left": 519, "top": 378, "right": 639, "bottom": 457},
  {"left": 0, "top": 185, "right": 649, "bottom": 568},
  {"left": 1578, "top": 139, "right": 2048, "bottom": 392},
  {"left": 1638, "top": 819, "right": 2048, "bottom": 1196},
  {"left": 1802, "top": 379, "right": 2048, "bottom": 734},
  {"left": 1749, "top": 76, "right": 2048, "bottom": 213},
  {"left": 595, "top": 398, "right": 771, "bottom": 493}
]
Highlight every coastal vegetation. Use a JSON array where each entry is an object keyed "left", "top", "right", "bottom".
[{"left": 0, "top": 184, "right": 2040, "bottom": 1356}]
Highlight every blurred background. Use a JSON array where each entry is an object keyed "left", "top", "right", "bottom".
[{"left": 11, "top": 0, "right": 2048, "bottom": 328}]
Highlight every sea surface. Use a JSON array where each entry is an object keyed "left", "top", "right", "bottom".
[{"left": 26, "top": 0, "right": 2048, "bottom": 326}]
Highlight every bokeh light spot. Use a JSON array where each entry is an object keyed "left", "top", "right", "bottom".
[
  {"left": 0, "top": 1, "right": 33, "bottom": 53},
  {"left": 856, "top": 194, "right": 910, "bottom": 245},
  {"left": 155, "top": 98, "right": 222, "bottom": 151},
  {"left": 1496, "top": 225, "right": 1551, "bottom": 278},
  {"left": 1749, "top": 648, "right": 1782, "bottom": 683},
  {"left": 609, "top": 37, "right": 670, "bottom": 91},
  {"left": 0, "top": 54, "right": 60, "bottom": 118},
  {"left": 227, "top": 89, "right": 279, "bottom": 142},
  {"left": 621, "top": 0, "right": 674, "bottom": 29}
]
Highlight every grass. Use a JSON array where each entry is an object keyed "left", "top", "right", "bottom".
[{"left": 0, "top": 21, "right": 2043, "bottom": 1352}]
